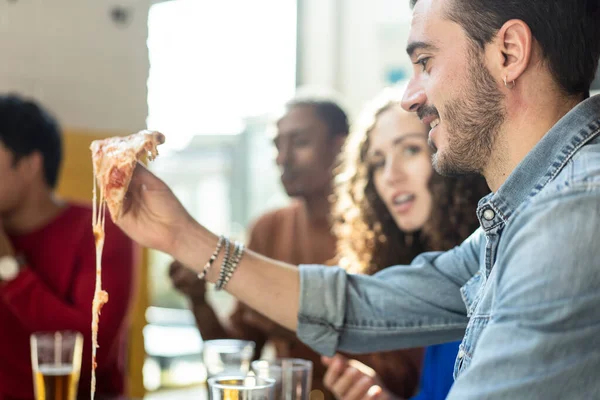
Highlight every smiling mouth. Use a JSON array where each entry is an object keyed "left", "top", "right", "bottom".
[
  {"left": 428, "top": 138, "right": 438, "bottom": 152},
  {"left": 427, "top": 118, "right": 440, "bottom": 152},
  {"left": 393, "top": 194, "right": 415, "bottom": 205}
]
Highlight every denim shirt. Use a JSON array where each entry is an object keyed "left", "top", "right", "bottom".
[{"left": 297, "top": 95, "right": 600, "bottom": 399}]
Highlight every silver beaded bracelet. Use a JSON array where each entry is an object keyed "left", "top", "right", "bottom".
[
  {"left": 216, "top": 237, "right": 232, "bottom": 284},
  {"left": 198, "top": 235, "right": 226, "bottom": 280},
  {"left": 215, "top": 241, "right": 245, "bottom": 291}
]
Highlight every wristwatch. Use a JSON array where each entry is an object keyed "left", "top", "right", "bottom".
[{"left": 0, "top": 255, "right": 24, "bottom": 282}]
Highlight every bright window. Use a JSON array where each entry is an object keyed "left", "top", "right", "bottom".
[
  {"left": 147, "top": 0, "right": 297, "bottom": 151},
  {"left": 144, "top": 1, "right": 296, "bottom": 392}
]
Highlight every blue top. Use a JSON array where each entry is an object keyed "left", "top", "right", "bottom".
[{"left": 411, "top": 341, "right": 460, "bottom": 400}]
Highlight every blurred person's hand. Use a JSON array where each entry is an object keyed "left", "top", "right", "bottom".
[
  {"left": 322, "top": 355, "right": 401, "bottom": 400},
  {"left": 241, "top": 308, "right": 296, "bottom": 340},
  {"left": 169, "top": 260, "right": 207, "bottom": 304}
]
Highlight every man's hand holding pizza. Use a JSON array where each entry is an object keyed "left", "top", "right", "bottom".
[{"left": 116, "top": 163, "right": 215, "bottom": 271}]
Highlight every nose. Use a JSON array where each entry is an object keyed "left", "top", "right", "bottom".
[
  {"left": 275, "top": 141, "right": 291, "bottom": 167},
  {"left": 401, "top": 77, "right": 427, "bottom": 113},
  {"left": 382, "top": 156, "right": 407, "bottom": 185}
]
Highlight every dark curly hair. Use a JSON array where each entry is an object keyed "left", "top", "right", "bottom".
[{"left": 332, "top": 86, "right": 490, "bottom": 275}]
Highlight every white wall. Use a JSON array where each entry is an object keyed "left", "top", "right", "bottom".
[
  {"left": 298, "top": 0, "right": 414, "bottom": 119},
  {"left": 0, "top": 0, "right": 151, "bottom": 132},
  {"left": 297, "top": 0, "right": 339, "bottom": 90}
]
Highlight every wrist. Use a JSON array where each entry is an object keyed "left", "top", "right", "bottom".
[
  {"left": 204, "top": 238, "right": 228, "bottom": 284},
  {"left": 172, "top": 220, "right": 218, "bottom": 274},
  {"left": 0, "top": 255, "right": 25, "bottom": 282},
  {"left": 189, "top": 294, "right": 208, "bottom": 306}
]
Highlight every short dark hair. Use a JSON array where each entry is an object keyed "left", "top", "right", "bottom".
[
  {"left": 286, "top": 98, "right": 350, "bottom": 138},
  {"left": 0, "top": 94, "right": 62, "bottom": 188},
  {"left": 411, "top": 0, "right": 600, "bottom": 98}
]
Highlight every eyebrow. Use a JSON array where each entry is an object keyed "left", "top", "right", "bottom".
[
  {"left": 368, "top": 133, "right": 428, "bottom": 158},
  {"left": 273, "top": 128, "right": 313, "bottom": 142},
  {"left": 406, "top": 41, "right": 439, "bottom": 57},
  {"left": 280, "top": 128, "right": 313, "bottom": 137}
]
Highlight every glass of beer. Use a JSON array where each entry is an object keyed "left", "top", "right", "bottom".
[
  {"left": 30, "top": 331, "right": 83, "bottom": 400},
  {"left": 208, "top": 375, "right": 276, "bottom": 400}
]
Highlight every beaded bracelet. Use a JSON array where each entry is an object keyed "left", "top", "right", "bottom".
[
  {"left": 215, "top": 242, "right": 245, "bottom": 291},
  {"left": 198, "top": 235, "right": 226, "bottom": 280},
  {"left": 214, "top": 237, "right": 232, "bottom": 287},
  {"left": 215, "top": 240, "right": 233, "bottom": 290}
]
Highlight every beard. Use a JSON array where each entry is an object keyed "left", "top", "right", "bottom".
[{"left": 422, "top": 48, "right": 506, "bottom": 176}]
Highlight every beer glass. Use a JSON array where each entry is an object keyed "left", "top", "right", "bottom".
[
  {"left": 203, "top": 339, "right": 255, "bottom": 378},
  {"left": 251, "top": 359, "right": 313, "bottom": 400},
  {"left": 208, "top": 375, "right": 276, "bottom": 400},
  {"left": 30, "top": 331, "right": 83, "bottom": 400}
]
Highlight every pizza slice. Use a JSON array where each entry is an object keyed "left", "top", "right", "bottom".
[
  {"left": 90, "top": 130, "right": 165, "bottom": 221},
  {"left": 88, "top": 130, "right": 165, "bottom": 399}
]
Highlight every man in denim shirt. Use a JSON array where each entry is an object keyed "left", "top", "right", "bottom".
[{"left": 111, "top": 0, "right": 600, "bottom": 398}]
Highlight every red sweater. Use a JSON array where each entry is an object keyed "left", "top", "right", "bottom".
[{"left": 0, "top": 203, "right": 136, "bottom": 400}]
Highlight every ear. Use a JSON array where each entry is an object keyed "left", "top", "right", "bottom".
[
  {"left": 16, "top": 151, "right": 44, "bottom": 184},
  {"left": 494, "top": 19, "right": 532, "bottom": 86},
  {"left": 331, "top": 134, "right": 347, "bottom": 155}
]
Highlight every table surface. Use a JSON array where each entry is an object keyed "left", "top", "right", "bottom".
[
  {"left": 104, "top": 385, "right": 207, "bottom": 400},
  {"left": 145, "top": 386, "right": 207, "bottom": 400}
]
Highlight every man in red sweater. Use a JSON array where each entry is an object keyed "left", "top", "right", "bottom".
[{"left": 0, "top": 95, "right": 136, "bottom": 399}]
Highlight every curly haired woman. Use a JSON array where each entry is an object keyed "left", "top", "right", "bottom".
[{"left": 322, "top": 86, "right": 490, "bottom": 400}]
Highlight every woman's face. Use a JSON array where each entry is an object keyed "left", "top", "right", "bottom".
[{"left": 367, "top": 105, "right": 433, "bottom": 233}]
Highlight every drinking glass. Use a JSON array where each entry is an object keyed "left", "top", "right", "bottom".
[
  {"left": 30, "top": 331, "right": 83, "bottom": 400},
  {"left": 203, "top": 339, "right": 256, "bottom": 378},
  {"left": 251, "top": 358, "right": 313, "bottom": 400},
  {"left": 208, "top": 375, "right": 276, "bottom": 400}
]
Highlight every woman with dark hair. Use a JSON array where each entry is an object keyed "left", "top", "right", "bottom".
[{"left": 322, "top": 86, "right": 490, "bottom": 400}]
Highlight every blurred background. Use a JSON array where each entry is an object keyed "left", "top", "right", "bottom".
[{"left": 0, "top": 0, "right": 598, "bottom": 398}]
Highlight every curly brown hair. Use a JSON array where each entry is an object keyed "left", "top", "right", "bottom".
[{"left": 332, "top": 87, "right": 490, "bottom": 275}]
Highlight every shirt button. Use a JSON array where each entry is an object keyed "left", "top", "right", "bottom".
[
  {"left": 483, "top": 209, "right": 495, "bottom": 221},
  {"left": 458, "top": 349, "right": 465, "bottom": 359}
]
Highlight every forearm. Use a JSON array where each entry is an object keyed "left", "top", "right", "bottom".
[
  {"left": 224, "top": 251, "right": 300, "bottom": 331},
  {"left": 174, "top": 222, "right": 301, "bottom": 331},
  {"left": 190, "top": 301, "right": 228, "bottom": 340},
  {"left": 297, "top": 253, "right": 472, "bottom": 356}
]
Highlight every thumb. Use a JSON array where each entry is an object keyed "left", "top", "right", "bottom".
[
  {"left": 129, "top": 162, "right": 161, "bottom": 191},
  {"left": 168, "top": 261, "right": 177, "bottom": 276},
  {"left": 168, "top": 260, "right": 183, "bottom": 277},
  {"left": 125, "top": 163, "right": 167, "bottom": 200},
  {"left": 321, "top": 355, "right": 332, "bottom": 366},
  {"left": 366, "top": 385, "right": 384, "bottom": 400}
]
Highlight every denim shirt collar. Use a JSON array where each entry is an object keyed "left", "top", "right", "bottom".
[{"left": 477, "top": 95, "right": 600, "bottom": 229}]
